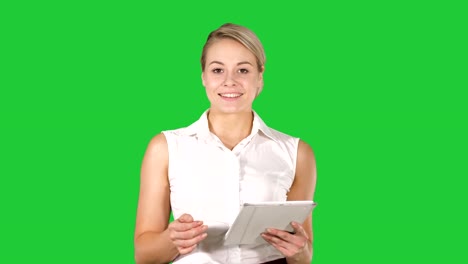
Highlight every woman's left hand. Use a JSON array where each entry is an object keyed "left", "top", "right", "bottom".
[{"left": 261, "top": 221, "right": 311, "bottom": 261}]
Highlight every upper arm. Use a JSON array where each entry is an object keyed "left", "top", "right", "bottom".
[
  {"left": 134, "top": 133, "right": 171, "bottom": 240},
  {"left": 287, "top": 139, "right": 317, "bottom": 242}
]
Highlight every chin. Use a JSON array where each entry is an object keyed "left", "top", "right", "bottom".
[{"left": 211, "top": 105, "right": 251, "bottom": 114}]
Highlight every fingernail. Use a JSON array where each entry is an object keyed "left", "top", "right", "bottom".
[{"left": 266, "top": 228, "right": 272, "bottom": 233}]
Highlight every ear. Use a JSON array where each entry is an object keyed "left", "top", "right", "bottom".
[
  {"left": 256, "top": 66, "right": 265, "bottom": 96},
  {"left": 201, "top": 72, "right": 206, "bottom": 87}
]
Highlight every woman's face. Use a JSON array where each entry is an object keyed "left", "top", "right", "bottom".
[{"left": 202, "top": 38, "right": 264, "bottom": 114}]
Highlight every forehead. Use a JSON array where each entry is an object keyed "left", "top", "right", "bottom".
[{"left": 206, "top": 38, "right": 256, "bottom": 64}]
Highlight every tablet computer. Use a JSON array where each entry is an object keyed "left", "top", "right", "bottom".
[{"left": 224, "top": 200, "right": 317, "bottom": 245}]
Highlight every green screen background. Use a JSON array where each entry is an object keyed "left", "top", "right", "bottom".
[{"left": 1, "top": 1, "right": 466, "bottom": 263}]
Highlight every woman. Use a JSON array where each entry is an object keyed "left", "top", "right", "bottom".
[{"left": 134, "top": 23, "right": 317, "bottom": 264}]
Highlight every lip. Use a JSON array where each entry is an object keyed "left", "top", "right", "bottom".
[{"left": 218, "top": 93, "right": 243, "bottom": 102}]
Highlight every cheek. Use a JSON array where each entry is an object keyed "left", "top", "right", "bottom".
[
  {"left": 243, "top": 76, "right": 261, "bottom": 88},
  {"left": 204, "top": 81, "right": 218, "bottom": 92},
  {"left": 203, "top": 76, "right": 223, "bottom": 89}
]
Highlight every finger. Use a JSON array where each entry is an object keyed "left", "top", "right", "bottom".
[
  {"left": 284, "top": 222, "right": 310, "bottom": 249},
  {"left": 264, "top": 228, "right": 307, "bottom": 253},
  {"left": 172, "top": 221, "right": 203, "bottom": 232},
  {"left": 178, "top": 244, "right": 197, "bottom": 255},
  {"left": 261, "top": 233, "right": 294, "bottom": 257},
  {"left": 171, "top": 214, "right": 203, "bottom": 232},
  {"left": 171, "top": 224, "right": 208, "bottom": 240},
  {"left": 174, "top": 232, "right": 208, "bottom": 249},
  {"left": 266, "top": 228, "right": 294, "bottom": 242},
  {"left": 291, "top": 221, "right": 309, "bottom": 240},
  {"left": 263, "top": 231, "right": 295, "bottom": 250}
]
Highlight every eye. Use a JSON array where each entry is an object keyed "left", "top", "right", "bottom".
[
  {"left": 238, "top": 68, "right": 249, "bottom": 74},
  {"left": 212, "top": 68, "right": 223, "bottom": 74}
]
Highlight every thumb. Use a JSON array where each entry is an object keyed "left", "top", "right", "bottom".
[
  {"left": 291, "top": 221, "right": 309, "bottom": 240},
  {"left": 178, "top": 213, "right": 194, "bottom": 223}
]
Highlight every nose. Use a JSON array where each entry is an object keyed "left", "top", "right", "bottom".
[{"left": 223, "top": 72, "right": 237, "bottom": 87}]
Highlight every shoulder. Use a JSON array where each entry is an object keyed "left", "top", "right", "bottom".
[
  {"left": 148, "top": 132, "right": 168, "bottom": 146},
  {"left": 295, "top": 139, "right": 317, "bottom": 188},
  {"left": 262, "top": 126, "right": 301, "bottom": 153},
  {"left": 161, "top": 127, "right": 191, "bottom": 137},
  {"left": 261, "top": 120, "right": 312, "bottom": 160},
  {"left": 297, "top": 139, "right": 315, "bottom": 162},
  {"left": 161, "top": 118, "right": 201, "bottom": 138},
  {"left": 267, "top": 127, "right": 299, "bottom": 142},
  {"left": 296, "top": 139, "right": 316, "bottom": 176},
  {"left": 253, "top": 111, "right": 298, "bottom": 144},
  {"left": 162, "top": 110, "right": 207, "bottom": 137},
  {"left": 144, "top": 133, "right": 169, "bottom": 157},
  {"left": 288, "top": 139, "right": 317, "bottom": 200}
]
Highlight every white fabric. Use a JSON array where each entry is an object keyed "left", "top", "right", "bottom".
[{"left": 162, "top": 110, "right": 300, "bottom": 264}]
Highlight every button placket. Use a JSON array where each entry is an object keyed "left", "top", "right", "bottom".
[
  {"left": 228, "top": 151, "right": 241, "bottom": 224},
  {"left": 227, "top": 246, "right": 242, "bottom": 263},
  {"left": 233, "top": 153, "right": 244, "bottom": 207}
]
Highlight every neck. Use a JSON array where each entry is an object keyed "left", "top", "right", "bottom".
[{"left": 207, "top": 110, "right": 254, "bottom": 148}]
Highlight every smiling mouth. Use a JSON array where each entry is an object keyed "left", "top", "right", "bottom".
[{"left": 218, "top": 93, "right": 243, "bottom": 98}]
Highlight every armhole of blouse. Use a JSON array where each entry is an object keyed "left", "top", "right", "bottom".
[
  {"left": 161, "top": 131, "right": 172, "bottom": 181},
  {"left": 292, "top": 137, "right": 300, "bottom": 178}
]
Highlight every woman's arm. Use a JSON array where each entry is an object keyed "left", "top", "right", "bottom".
[
  {"left": 134, "top": 133, "right": 208, "bottom": 264},
  {"left": 286, "top": 139, "right": 317, "bottom": 263},
  {"left": 262, "top": 139, "right": 317, "bottom": 264},
  {"left": 134, "top": 133, "right": 178, "bottom": 264}
]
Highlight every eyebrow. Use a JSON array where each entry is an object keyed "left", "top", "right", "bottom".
[{"left": 209, "top": 61, "right": 253, "bottom": 66}]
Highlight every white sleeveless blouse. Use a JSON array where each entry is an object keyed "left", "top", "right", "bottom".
[{"left": 162, "top": 110, "right": 299, "bottom": 264}]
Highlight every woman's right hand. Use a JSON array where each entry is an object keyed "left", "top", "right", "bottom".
[{"left": 168, "top": 213, "right": 208, "bottom": 255}]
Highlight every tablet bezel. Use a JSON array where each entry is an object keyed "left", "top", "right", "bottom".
[{"left": 224, "top": 200, "right": 317, "bottom": 245}]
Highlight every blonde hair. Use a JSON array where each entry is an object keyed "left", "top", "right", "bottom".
[{"left": 200, "top": 23, "right": 266, "bottom": 72}]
